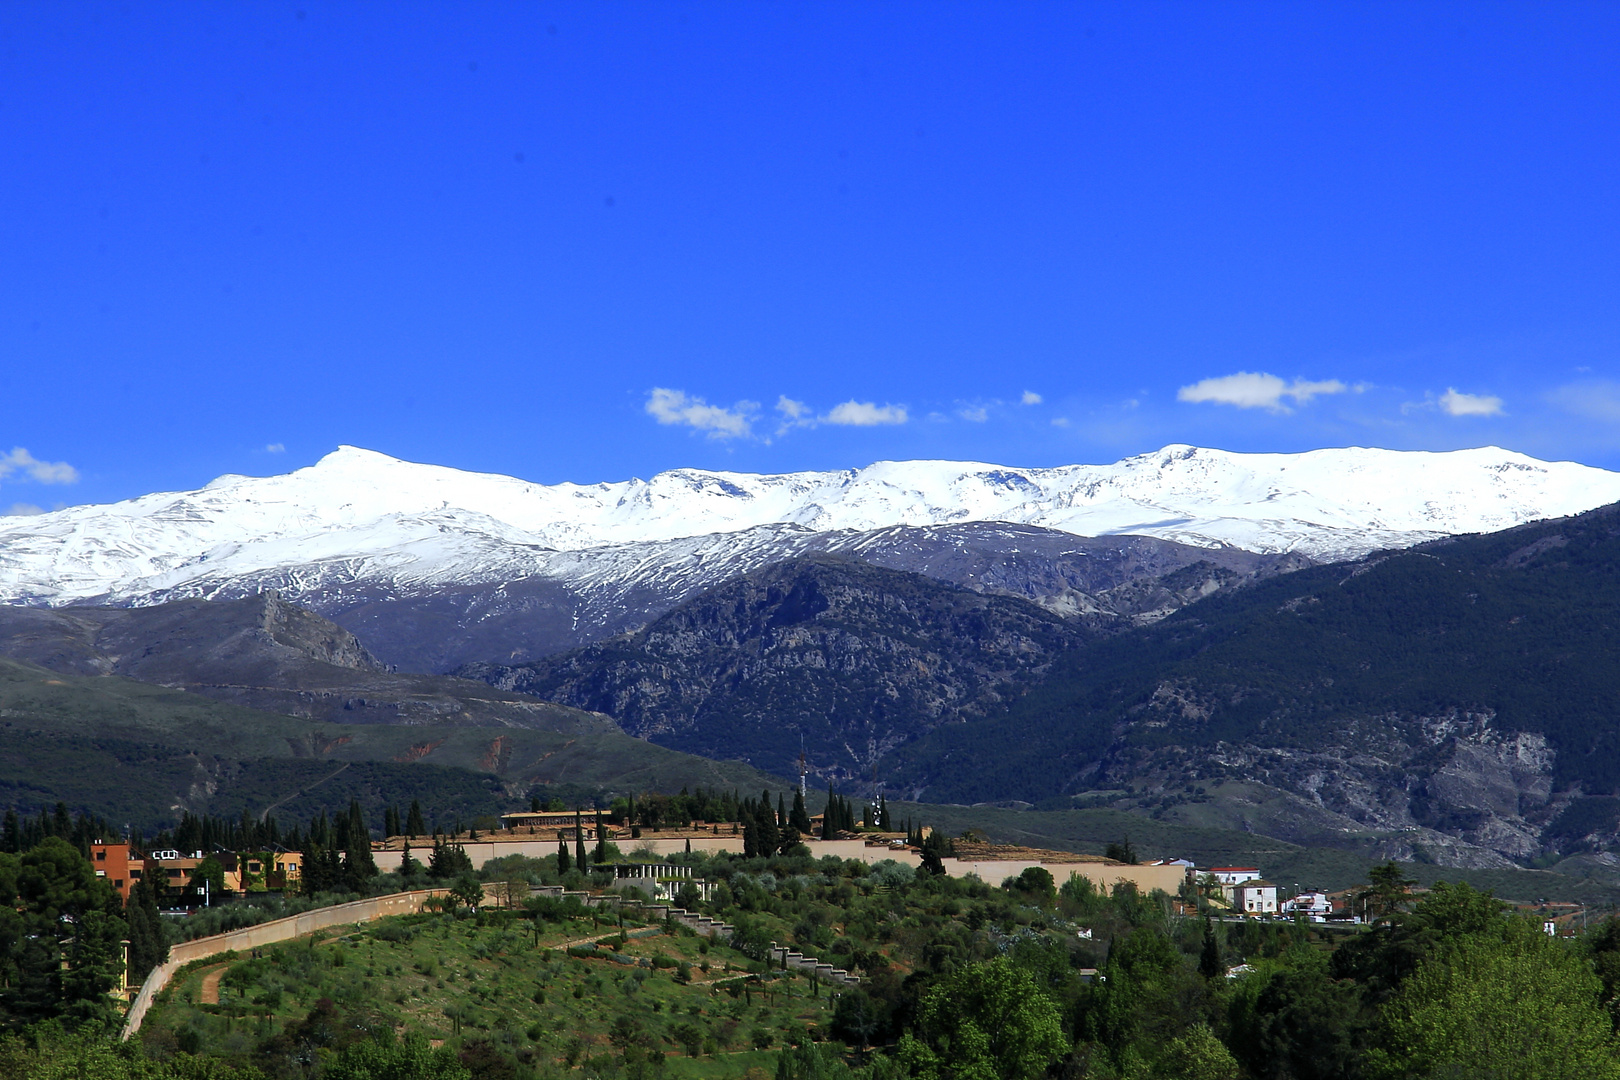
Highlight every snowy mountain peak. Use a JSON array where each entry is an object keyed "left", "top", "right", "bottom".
[{"left": 3, "top": 444, "right": 1619, "bottom": 608}]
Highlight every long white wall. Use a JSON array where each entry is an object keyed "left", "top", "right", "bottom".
[{"left": 459, "top": 835, "right": 1185, "bottom": 894}]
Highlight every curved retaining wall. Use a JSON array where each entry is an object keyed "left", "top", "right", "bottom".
[{"left": 122, "top": 888, "right": 447, "bottom": 1041}]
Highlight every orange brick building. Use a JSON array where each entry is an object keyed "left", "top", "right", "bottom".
[{"left": 90, "top": 841, "right": 141, "bottom": 903}]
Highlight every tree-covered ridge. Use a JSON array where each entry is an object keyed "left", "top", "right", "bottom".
[{"left": 891, "top": 501, "right": 1620, "bottom": 805}]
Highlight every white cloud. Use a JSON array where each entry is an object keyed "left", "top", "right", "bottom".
[
  {"left": 775, "top": 396, "right": 810, "bottom": 421},
  {"left": 1177, "top": 372, "right": 1348, "bottom": 413},
  {"left": 3, "top": 502, "right": 44, "bottom": 516},
  {"left": 825, "top": 400, "right": 908, "bottom": 426},
  {"left": 1439, "top": 388, "right": 1504, "bottom": 417},
  {"left": 265, "top": 442, "right": 286, "bottom": 453},
  {"left": 645, "top": 388, "right": 757, "bottom": 439},
  {"left": 1547, "top": 380, "right": 1620, "bottom": 422},
  {"left": 0, "top": 447, "right": 78, "bottom": 486},
  {"left": 958, "top": 406, "right": 988, "bottom": 423},
  {"left": 1021, "top": 390, "right": 1042, "bottom": 406},
  {"left": 1051, "top": 417, "right": 1071, "bottom": 428}
]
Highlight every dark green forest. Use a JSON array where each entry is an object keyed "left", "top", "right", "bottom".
[{"left": 890, "top": 503, "right": 1620, "bottom": 803}]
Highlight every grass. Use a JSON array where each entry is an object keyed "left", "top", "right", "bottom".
[{"left": 141, "top": 904, "right": 835, "bottom": 1075}]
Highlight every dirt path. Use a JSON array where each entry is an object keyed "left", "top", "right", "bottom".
[
  {"left": 197, "top": 963, "right": 231, "bottom": 1005},
  {"left": 259, "top": 762, "right": 350, "bottom": 822}
]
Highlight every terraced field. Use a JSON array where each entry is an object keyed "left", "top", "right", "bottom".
[{"left": 140, "top": 900, "right": 836, "bottom": 1078}]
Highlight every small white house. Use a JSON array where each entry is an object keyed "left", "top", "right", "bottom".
[
  {"left": 1232, "top": 880, "right": 1278, "bottom": 915},
  {"left": 1281, "top": 890, "right": 1332, "bottom": 921},
  {"left": 1208, "top": 867, "right": 1262, "bottom": 885}
]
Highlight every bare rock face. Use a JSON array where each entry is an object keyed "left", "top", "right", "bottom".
[
  {"left": 465, "top": 556, "right": 1096, "bottom": 780},
  {"left": 1068, "top": 710, "right": 1571, "bottom": 865}
]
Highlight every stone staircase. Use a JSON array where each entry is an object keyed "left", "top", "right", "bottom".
[{"left": 769, "top": 942, "right": 861, "bottom": 986}]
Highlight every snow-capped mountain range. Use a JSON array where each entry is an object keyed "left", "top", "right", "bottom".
[{"left": 3, "top": 443, "right": 1619, "bottom": 614}]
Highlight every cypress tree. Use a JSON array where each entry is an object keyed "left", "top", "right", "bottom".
[
  {"left": 1199, "top": 918, "right": 1225, "bottom": 979},
  {"left": 756, "top": 798, "right": 780, "bottom": 856},
  {"left": 400, "top": 840, "right": 423, "bottom": 879},
  {"left": 125, "top": 875, "right": 166, "bottom": 980},
  {"left": 593, "top": 809, "right": 608, "bottom": 864},
  {"left": 574, "top": 810, "right": 587, "bottom": 870},
  {"left": 878, "top": 795, "right": 891, "bottom": 832},
  {"left": 347, "top": 800, "right": 377, "bottom": 878},
  {"left": 405, "top": 801, "right": 426, "bottom": 838},
  {"left": 557, "top": 834, "right": 571, "bottom": 874},
  {"left": 790, "top": 789, "right": 812, "bottom": 833}
]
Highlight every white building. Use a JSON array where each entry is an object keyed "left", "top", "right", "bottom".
[
  {"left": 1232, "top": 880, "right": 1278, "bottom": 915},
  {"left": 1207, "top": 866, "right": 1262, "bottom": 885},
  {"left": 1281, "top": 890, "right": 1332, "bottom": 921}
]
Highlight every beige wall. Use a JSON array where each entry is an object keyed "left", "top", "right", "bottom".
[
  {"left": 946, "top": 859, "right": 1186, "bottom": 894},
  {"left": 453, "top": 834, "right": 746, "bottom": 871},
  {"left": 798, "top": 840, "right": 1186, "bottom": 894}
]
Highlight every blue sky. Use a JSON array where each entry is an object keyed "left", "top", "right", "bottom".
[{"left": 3, "top": 2, "right": 1619, "bottom": 513}]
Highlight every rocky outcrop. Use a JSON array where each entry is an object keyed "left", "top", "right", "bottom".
[
  {"left": 466, "top": 557, "right": 1096, "bottom": 781},
  {"left": 1058, "top": 711, "right": 1575, "bottom": 866}
]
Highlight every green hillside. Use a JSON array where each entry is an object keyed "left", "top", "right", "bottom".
[
  {"left": 141, "top": 901, "right": 828, "bottom": 1077},
  {"left": 0, "top": 658, "right": 785, "bottom": 831}
]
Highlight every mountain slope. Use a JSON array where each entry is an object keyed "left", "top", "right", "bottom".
[
  {"left": 464, "top": 556, "right": 1097, "bottom": 780},
  {"left": 322, "top": 523, "right": 1301, "bottom": 672},
  {"left": 0, "top": 654, "right": 785, "bottom": 832},
  {"left": 0, "top": 594, "right": 607, "bottom": 731},
  {"left": 884, "top": 501, "right": 1620, "bottom": 864}
]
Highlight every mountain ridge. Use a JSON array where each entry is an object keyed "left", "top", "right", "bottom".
[{"left": 4, "top": 442, "right": 1616, "bottom": 608}]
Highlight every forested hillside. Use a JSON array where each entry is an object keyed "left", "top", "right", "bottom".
[{"left": 889, "top": 502, "right": 1620, "bottom": 859}]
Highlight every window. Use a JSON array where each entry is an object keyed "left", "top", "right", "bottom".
[{"left": 95, "top": 850, "right": 106, "bottom": 861}]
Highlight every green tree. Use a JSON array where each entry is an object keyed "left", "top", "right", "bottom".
[
  {"left": 556, "top": 835, "right": 571, "bottom": 875},
  {"left": 59, "top": 907, "right": 128, "bottom": 1026},
  {"left": 325, "top": 1031, "right": 471, "bottom": 1080},
  {"left": 1371, "top": 933, "right": 1620, "bottom": 1080},
  {"left": 1104, "top": 838, "right": 1137, "bottom": 865},
  {"left": 189, "top": 856, "right": 226, "bottom": 897},
  {"left": 449, "top": 874, "right": 484, "bottom": 911},
  {"left": 790, "top": 789, "right": 813, "bottom": 834},
  {"left": 405, "top": 801, "right": 427, "bottom": 838},
  {"left": 1161, "top": 1023, "right": 1240, "bottom": 1080},
  {"left": 1199, "top": 918, "right": 1225, "bottom": 979},
  {"left": 897, "top": 957, "right": 1066, "bottom": 1080},
  {"left": 398, "top": 841, "right": 424, "bottom": 880},
  {"left": 1228, "top": 949, "right": 1364, "bottom": 1080},
  {"left": 1361, "top": 861, "right": 1415, "bottom": 923},
  {"left": 124, "top": 873, "right": 166, "bottom": 982}
]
